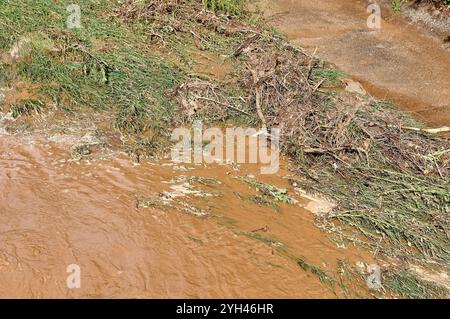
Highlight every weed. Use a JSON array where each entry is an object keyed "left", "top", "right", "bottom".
[
  {"left": 297, "top": 258, "right": 336, "bottom": 287},
  {"left": 10, "top": 100, "right": 45, "bottom": 118},
  {"left": 237, "top": 176, "right": 296, "bottom": 205},
  {"left": 203, "top": 0, "right": 246, "bottom": 15},
  {"left": 71, "top": 144, "right": 92, "bottom": 160},
  {"left": 250, "top": 195, "right": 282, "bottom": 213},
  {"left": 306, "top": 167, "right": 450, "bottom": 263},
  {"left": 313, "top": 68, "right": 346, "bottom": 81}
]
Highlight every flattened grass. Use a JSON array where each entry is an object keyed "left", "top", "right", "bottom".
[{"left": 203, "top": 0, "right": 246, "bottom": 15}]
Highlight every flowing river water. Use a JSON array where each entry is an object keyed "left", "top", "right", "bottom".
[{"left": 0, "top": 134, "right": 373, "bottom": 298}]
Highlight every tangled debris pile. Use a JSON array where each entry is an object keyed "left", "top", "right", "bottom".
[{"left": 175, "top": 79, "right": 251, "bottom": 122}]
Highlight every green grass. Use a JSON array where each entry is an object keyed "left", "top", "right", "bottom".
[
  {"left": 203, "top": 0, "right": 246, "bottom": 15},
  {"left": 392, "top": 0, "right": 408, "bottom": 12},
  {"left": 1, "top": 0, "right": 449, "bottom": 299},
  {"left": 244, "top": 231, "right": 284, "bottom": 248},
  {"left": 386, "top": 270, "right": 448, "bottom": 299},
  {"left": 238, "top": 176, "right": 296, "bottom": 205},
  {"left": 1, "top": 0, "right": 185, "bottom": 149},
  {"left": 297, "top": 258, "right": 336, "bottom": 287},
  {"left": 0, "top": 0, "right": 250, "bottom": 145}
]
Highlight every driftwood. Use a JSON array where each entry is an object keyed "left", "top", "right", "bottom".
[{"left": 401, "top": 126, "right": 450, "bottom": 134}]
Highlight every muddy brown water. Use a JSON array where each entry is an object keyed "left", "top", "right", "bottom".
[
  {"left": 0, "top": 134, "right": 373, "bottom": 298},
  {"left": 6, "top": 0, "right": 431, "bottom": 298},
  {"left": 260, "top": 0, "right": 450, "bottom": 128}
]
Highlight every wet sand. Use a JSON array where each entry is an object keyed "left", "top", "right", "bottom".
[{"left": 260, "top": 0, "right": 450, "bottom": 127}]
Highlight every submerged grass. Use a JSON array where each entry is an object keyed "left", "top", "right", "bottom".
[
  {"left": 1, "top": 0, "right": 184, "bottom": 148},
  {"left": 303, "top": 166, "right": 450, "bottom": 262},
  {"left": 297, "top": 258, "right": 336, "bottom": 287},
  {"left": 244, "top": 231, "right": 284, "bottom": 248},
  {"left": 203, "top": 0, "right": 246, "bottom": 15}
]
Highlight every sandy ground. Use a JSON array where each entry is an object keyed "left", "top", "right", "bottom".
[{"left": 260, "top": 0, "right": 450, "bottom": 128}]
